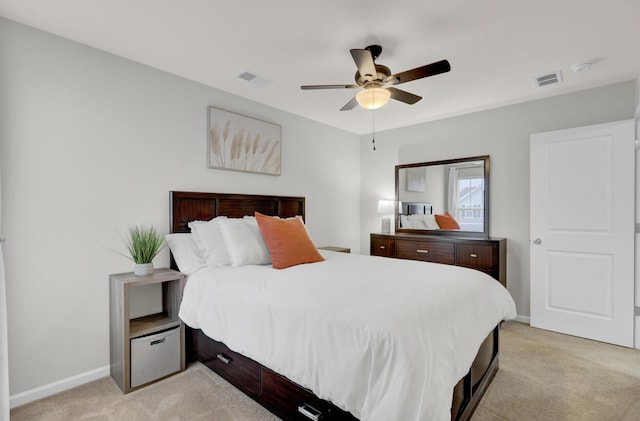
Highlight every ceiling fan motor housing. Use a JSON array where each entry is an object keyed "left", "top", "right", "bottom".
[
  {"left": 365, "top": 44, "right": 383, "bottom": 60},
  {"left": 355, "top": 64, "right": 391, "bottom": 86}
]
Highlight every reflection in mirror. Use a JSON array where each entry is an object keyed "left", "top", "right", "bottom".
[{"left": 395, "top": 155, "right": 489, "bottom": 237}]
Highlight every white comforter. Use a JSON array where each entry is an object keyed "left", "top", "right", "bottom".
[{"left": 179, "top": 250, "right": 516, "bottom": 421}]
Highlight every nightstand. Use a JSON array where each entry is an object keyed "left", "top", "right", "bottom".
[
  {"left": 317, "top": 246, "right": 351, "bottom": 253},
  {"left": 109, "top": 268, "right": 186, "bottom": 393}
]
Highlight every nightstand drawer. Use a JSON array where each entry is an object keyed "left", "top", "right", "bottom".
[
  {"left": 130, "top": 327, "right": 181, "bottom": 388},
  {"left": 455, "top": 244, "right": 494, "bottom": 270},
  {"left": 195, "top": 331, "right": 260, "bottom": 397},
  {"left": 396, "top": 239, "right": 454, "bottom": 264}
]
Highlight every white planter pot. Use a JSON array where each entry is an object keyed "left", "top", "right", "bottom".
[{"left": 133, "top": 263, "right": 154, "bottom": 277}]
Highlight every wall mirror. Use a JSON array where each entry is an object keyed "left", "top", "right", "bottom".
[{"left": 395, "top": 155, "right": 490, "bottom": 237}]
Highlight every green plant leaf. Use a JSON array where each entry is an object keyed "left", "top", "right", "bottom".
[{"left": 119, "top": 225, "right": 165, "bottom": 264}]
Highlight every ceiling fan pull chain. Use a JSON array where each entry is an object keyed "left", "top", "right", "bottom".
[{"left": 371, "top": 97, "right": 376, "bottom": 151}]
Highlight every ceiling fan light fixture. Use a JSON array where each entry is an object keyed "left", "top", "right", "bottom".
[{"left": 356, "top": 87, "right": 391, "bottom": 110}]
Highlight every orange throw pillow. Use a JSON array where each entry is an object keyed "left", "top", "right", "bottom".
[
  {"left": 434, "top": 212, "right": 461, "bottom": 230},
  {"left": 255, "top": 212, "right": 325, "bottom": 269}
]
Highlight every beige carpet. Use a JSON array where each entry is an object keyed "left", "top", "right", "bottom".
[
  {"left": 10, "top": 321, "right": 640, "bottom": 420},
  {"left": 10, "top": 363, "right": 279, "bottom": 421},
  {"left": 473, "top": 322, "right": 640, "bottom": 421}
]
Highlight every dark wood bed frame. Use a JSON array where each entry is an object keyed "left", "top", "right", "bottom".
[{"left": 170, "top": 191, "right": 500, "bottom": 421}]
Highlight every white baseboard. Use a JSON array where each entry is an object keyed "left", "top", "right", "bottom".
[
  {"left": 10, "top": 365, "right": 110, "bottom": 408},
  {"left": 513, "top": 315, "right": 530, "bottom": 324}
]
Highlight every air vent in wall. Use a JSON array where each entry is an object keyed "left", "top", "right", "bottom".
[
  {"left": 238, "top": 72, "right": 257, "bottom": 82},
  {"left": 533, "top": 71, "right": 563, "bottom": 87}
]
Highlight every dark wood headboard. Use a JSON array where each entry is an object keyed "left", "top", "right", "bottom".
[
  {"left": 404, "top": 202, "right": 433, "bottom": 215},
  {"left": 170, "top": 191, "right": 306, "bottom": 233}
]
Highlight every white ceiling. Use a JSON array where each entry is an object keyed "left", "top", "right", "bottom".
[{"left": 1, "top": 0, "right": 639, "bottom": 135}]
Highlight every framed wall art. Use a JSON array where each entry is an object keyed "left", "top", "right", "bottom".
[
  {"left": 207, "top": 106, "right": 281, "bottom": 175},
  {"left": 405, "top": 166, "right": 426, "bottom": 192}
]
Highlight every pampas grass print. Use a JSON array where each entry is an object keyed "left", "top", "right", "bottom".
[{"left": 208, "top": 116, "right": 281, "bottom": 175}]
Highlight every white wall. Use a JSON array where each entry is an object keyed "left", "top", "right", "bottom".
[
  {"left": 361, "top": 80, "right": 637, "bottom": 319},
  {"left": 0, "top": 18, "right": 360, "bottom": 397}
]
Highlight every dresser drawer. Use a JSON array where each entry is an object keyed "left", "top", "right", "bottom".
[
  {"left": 455, "top": 244, "right": 494, "bottom": 271},
  {"left": 371, "top": 237, "right": 395, "bottom": 257},
  {"left": 395, "top": 239, "right": 455, "bottom": 264},
  {"left": 194, "top": 331, "right": 260, "bottom": 397},
  {"left": 369, "top": 233, "right": 506, "bottom": 286}
]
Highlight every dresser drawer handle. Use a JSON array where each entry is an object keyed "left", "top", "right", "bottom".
[
  {"left": 298, "top": 404, "right": 322, "bottom": 421},
  {"left": 416, "top": 249, "right": 429, "bottom": 254},
  {"left": 216, "top": 353, "right": 232, "bottom": 364},
  {"left": 379, "top": 245, "right": 386, "bottom": 249},
  {"left": 470, "top": 253, "right": 478, "bottom": 258}
]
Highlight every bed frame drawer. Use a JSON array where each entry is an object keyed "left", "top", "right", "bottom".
[
  {"left": 470, "top": 328, "right": 496, "bottom": 390},
  {"left": 451, "top": 326, "right": 499, "bottom": 420},
  {"left": 260, "top": 368, "right": 357, "bottom": 421},
  {"left": 193, "top": 330, "right": 260, "bottom": 397},
  {"left": 395, "top": 239, "right": 455, "bottom": 264}
]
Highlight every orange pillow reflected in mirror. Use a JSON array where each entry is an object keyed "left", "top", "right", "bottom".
[{"left": 434, "top": 212, "right": 461, "bottom": 230}]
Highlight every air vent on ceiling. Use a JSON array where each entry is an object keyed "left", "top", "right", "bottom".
[
  {"left": 238, "top": 71, "right": 258, "bottom": 82},
  {"left": 533, "top": 71, "right": 563, "bottom": 87}
]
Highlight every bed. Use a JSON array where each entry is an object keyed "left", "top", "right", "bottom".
[{"left": 169, "top": 191, "right": 516, "bottom": 421}]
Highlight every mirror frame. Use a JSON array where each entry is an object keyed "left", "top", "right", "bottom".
[{"left": 395, "top": 155, "right": 490, "bottom": 237}]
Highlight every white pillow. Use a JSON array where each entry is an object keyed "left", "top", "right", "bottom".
[
  {"left": 400, "top": 215, "right": 411, "bottom": 228},
  {"left": 408, "top": 214, "right": 428, "bottom": 229},
  {"left": 164, "top": 233, "right": 206, "bottom": 275},
  {"left": 424, "top": 214, "right": 440, "bottom": 230},
  {"left": 219, "top": 217, "right": 271, "bottom": 266},
  {"left": 188, "top": 217, "right": 232, "bottom": 268}
]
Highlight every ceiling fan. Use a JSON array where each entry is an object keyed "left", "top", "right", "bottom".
[{"left": 301, "top": 45, "right": 450, "bottom": 111}]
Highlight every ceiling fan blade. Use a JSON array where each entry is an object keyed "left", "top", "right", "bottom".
[
  {"left": 390, "top": 59, "right": 451, "bottom": 85},
  {"left": 301, "top": 84, "right": 359, "bottom": 90},
  {"left": 387, "top": 87, "right": 422, "bottom": 105},
  {"left": 340, "top": 97, "right": 358, "bottom": 111},
  {"left": 350, "top": 49, "right": 377, "bottom": 80}
]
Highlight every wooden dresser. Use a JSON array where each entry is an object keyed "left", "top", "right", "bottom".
[{"left": 370, "top": 232, "right": 507, "bottom": 287}]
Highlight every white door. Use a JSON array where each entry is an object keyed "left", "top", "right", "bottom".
[{"left": 530, "top": 120, "right": 635, "bottom": 347}]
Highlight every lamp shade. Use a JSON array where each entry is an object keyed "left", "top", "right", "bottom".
[
  {"left": 377, "top": 200, "right": 395, "bottom": 214},
  {"left": 356, "top": 87, "right": 391, "bottom": 110}
]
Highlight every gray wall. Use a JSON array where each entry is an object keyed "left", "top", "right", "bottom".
[
  {"left": 0, "top": 18, "right": 360, "bottom": 396},
  {"left": 360, "top": 80, "right": 637, "bottom": 319}
]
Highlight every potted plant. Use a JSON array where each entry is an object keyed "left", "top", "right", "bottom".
[{"left": 118, "top": 225, "right": 165, "bottom": 276}]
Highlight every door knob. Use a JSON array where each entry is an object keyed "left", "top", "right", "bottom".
[{"left": 533, "top": 238, "right": 542, "bottom": 245}]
